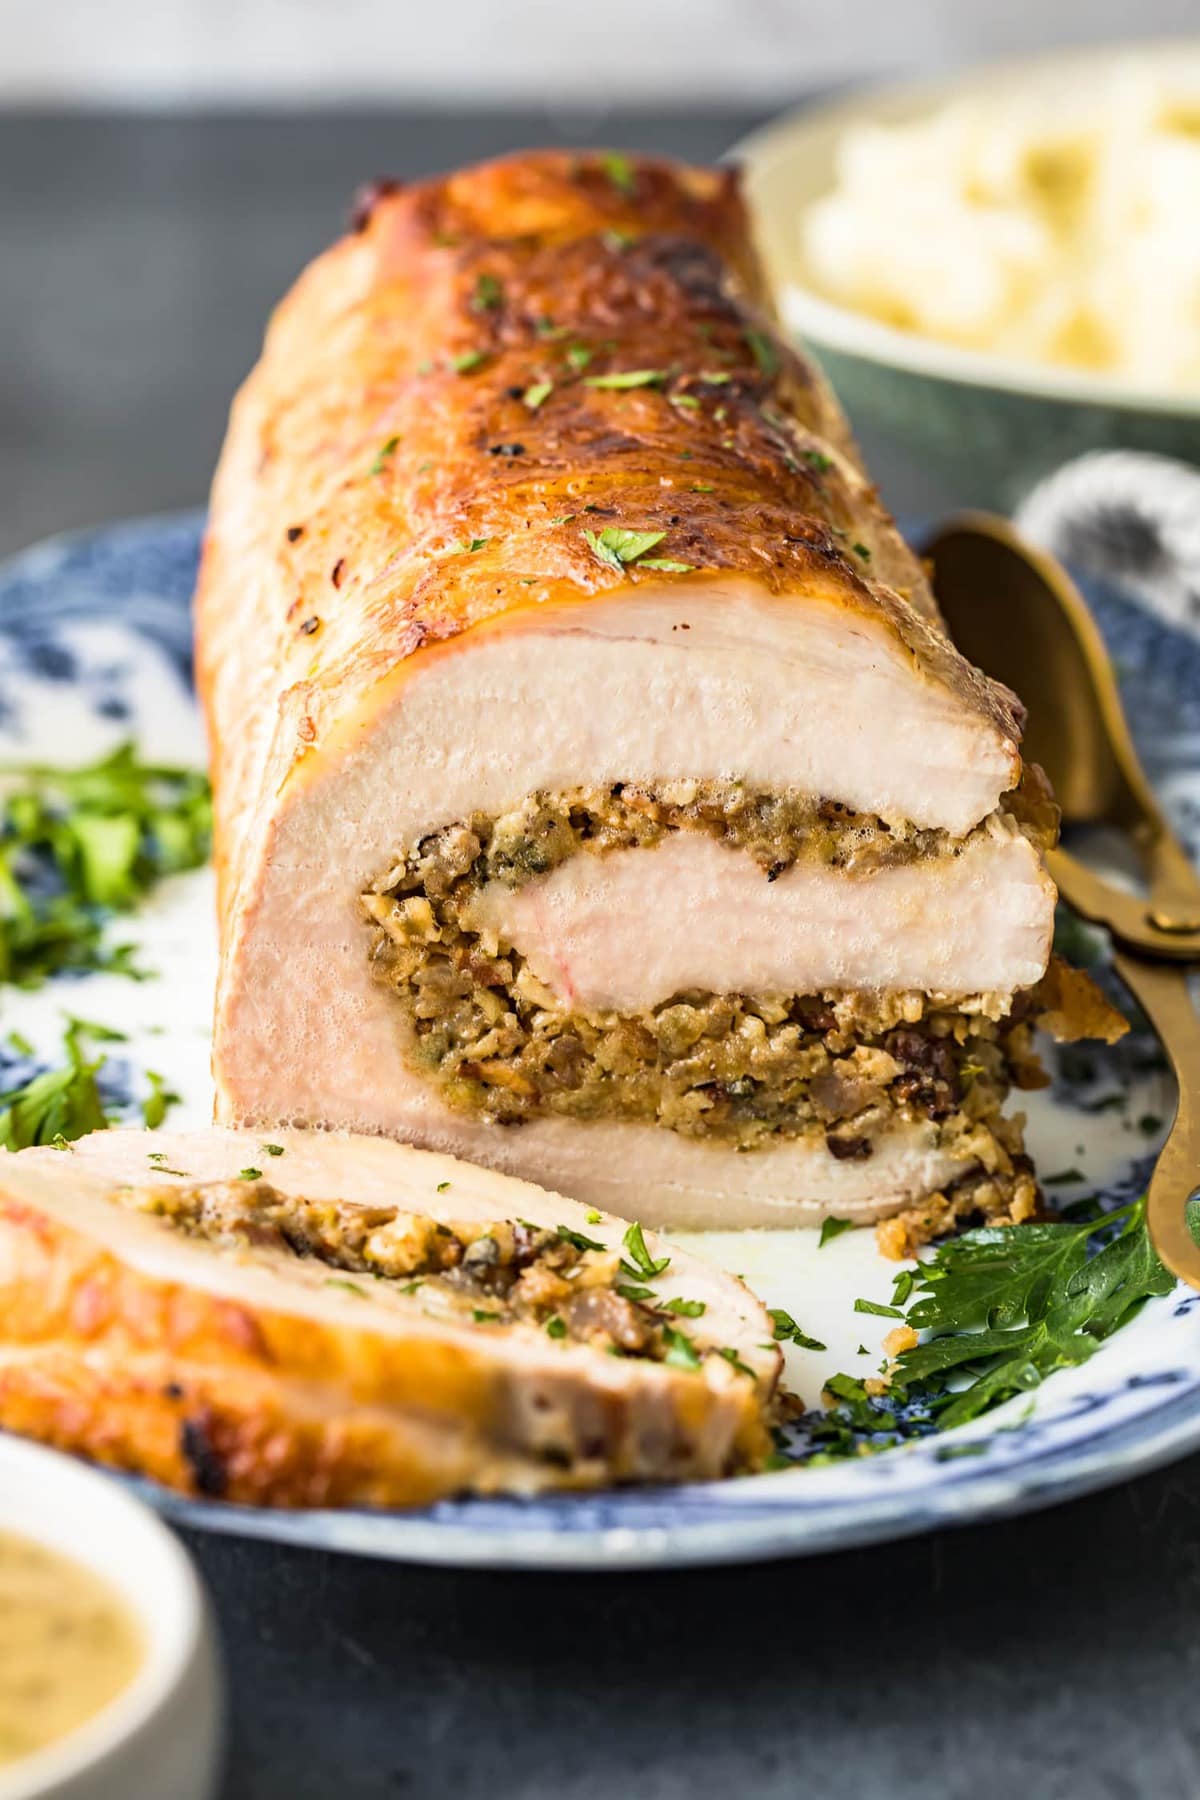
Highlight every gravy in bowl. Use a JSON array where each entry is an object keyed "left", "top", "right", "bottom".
[{"left": 0, "top": 1528, "right": 142, "bottom": 1767}]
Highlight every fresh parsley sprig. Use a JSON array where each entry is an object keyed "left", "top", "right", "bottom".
[{"left": 788, "top": 1198, "right": 1172, "bottom": 1463}]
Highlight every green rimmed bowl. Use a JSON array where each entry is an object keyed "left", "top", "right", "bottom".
[{"left": 735, "top": 45, "right": 1200, "bottom": 512}]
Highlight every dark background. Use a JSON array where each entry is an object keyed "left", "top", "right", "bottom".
[{"left": 4, "top": 109, "right": 1199, "bottom": 1799}]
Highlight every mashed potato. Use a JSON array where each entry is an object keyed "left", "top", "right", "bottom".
[{"left": 803, "top": 64, "right": 1200, "bottom": 391}]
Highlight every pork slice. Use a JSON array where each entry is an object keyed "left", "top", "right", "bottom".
[{"left": 0, "top": 1128, "right": 777, "bottom": 1508}]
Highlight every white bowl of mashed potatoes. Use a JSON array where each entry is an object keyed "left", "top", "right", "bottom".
[
  {"left": 739, "top": 41, "right": 1200, "bottom": 506},
  {"left": 0, "top": 1436, "right": 221, "bottom": 1800}
]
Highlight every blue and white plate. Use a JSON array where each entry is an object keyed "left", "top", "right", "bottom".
[{"left": 0, "top": 511, "right": 1197, "bottom": 1570}]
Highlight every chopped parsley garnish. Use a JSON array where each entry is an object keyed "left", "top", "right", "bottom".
[
  {"left": 600, "top": 151, "right": 636, "bottom": 196},
  {"left": 584, "top": 369, "right": 667, "bottom": 391},
  {"left": 661, "top": 1297, "right": 706, "bottom": 1318},
  {"left": 545, "top": 1315, "right": 567, "bottom": 1340},
  {"left": 0, "top": 744, "right": 211, "bottom": 991},
  {"left": 523, "top": 381, "right": 553, "bottom": 410},
  {"left": 620, "top": 1220, "right": 670, "bottom": 1281},
  {"left": 853, "top": 542, "right": 872, "bottom": 561},
  {"left": 670, "top": 393, "right": 701, "bottom": 411},
  {"left": 472, "top": 1309, "right": 501, "bottom": 1324},
  {"left": 369, "top": 435, "right": 399, "bottom": 475},
  {"left": 436, "top": 1180, "right": 451, "bottom": 1192},
  {"left": 690, "top": 482, "right": 715, "bottom": 492},
  {"left": 566, "top": 345, "right": 592, "bottom": 373},
  {"left": 557, "top": 1224, "right": 606, "bottom": 1254},
  {"left": 854, "top": 1298, "right": 905, "bottom": 1319},
  {"left": 470, "top": 273, "right": 503, "bottom": 312},
  {"left": 450, "top": 349, "right": 487, "bottom": 374},
  {"left": 601, "top": 228, "right": 636, "bottom": 252},
  {"left": 1043, "top": 1169, "right": 1087, "bottom": 1186},
  {"left": 662, "top": 1326, "right": 701, "bottom": 1371},
  {"left": 238, "top": 1167, "right": 263, "bottom": 1182},
  {"left": 263, "top": 1143, "right": 285, "bottom": 1157},
  {"left": 637, "top": 559, "right": 694, "bottom": 573},
  {"left": 744, "top": 327, "right": 780, "bottom": 377},
  {"left": 448, "top": 537, "right": 491, "bottom": 555},
  {"left": 585, "top": 1208, "right": 603, "bottom": 1224},
  {"left": 818, "top": 1216, "right": 854, "bottom": 1248},
  {"left": 800, "top": 448, "right": 833, "bottom": 473},
  {"left": 584, "top": 527, "right": 667, "bottom": 573},
  {"left": 717, "top": 1346, "right": 756, "bottom": 1379},
  {"left": 768, "top": 1308, "right": 826, "bottom": 1352}
]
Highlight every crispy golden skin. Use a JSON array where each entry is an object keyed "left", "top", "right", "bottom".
[{"left": 195, "top": 149, "right": 1023, "bottom": 918}]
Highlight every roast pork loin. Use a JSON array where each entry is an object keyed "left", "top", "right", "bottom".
[
  {"left": 197, "top": 150, "right": 1112, "bottom": 1236},
  {"left": 0, "top": 1128, "right": 777, "bottom": 1507}
]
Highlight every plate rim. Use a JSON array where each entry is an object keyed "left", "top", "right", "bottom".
[{"left": 2, "top": 507, "right": 1198, "bottom": 1571}]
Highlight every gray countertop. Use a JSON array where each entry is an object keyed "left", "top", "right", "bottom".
[{"left": 3, "top": 109, "right": 1198, "bottom": 1800}]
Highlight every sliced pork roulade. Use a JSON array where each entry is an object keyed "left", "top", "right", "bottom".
[
  {"left": 197, "top": 150, "right": 1122, "bottom": 1238},
  {"left": 0, "top": 1129, "right": 776, "bottom": 1507}
]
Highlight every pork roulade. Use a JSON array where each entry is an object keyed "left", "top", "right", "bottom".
[{"left": 198, "top": 150, "right": 1121, "bottom": 1238}]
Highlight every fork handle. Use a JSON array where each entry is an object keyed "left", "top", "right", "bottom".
[
  {"left": 1049, "top": 846, "right": 1200, "bottom": 961},
  {"left": 1140, "top": 825, "right": 1200, "bottom": 938},
  {"left": 1110, "top": 951, "right": 1200, "bottom": 1291}
]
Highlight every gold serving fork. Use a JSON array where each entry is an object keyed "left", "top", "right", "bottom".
[{"left": 926, "top": 514, "right": 1200, "bottom": 1289}]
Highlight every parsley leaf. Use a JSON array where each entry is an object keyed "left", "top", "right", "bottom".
[
  {"left": 661, "top": 1297, "right": 706, "bottom": 1318},
  {"left": 523, "top": 381, "right": 553, "bottom": 410},
  {"left": 620, "top": 1220, "right": 670, "bottom": 1281},
  {"left": 744, "top": 327, "right": 780, "bottom": 377},
  {"left": 818, "top": 1216, "right": 854, "bottom": 1248},
  {"left": 470, "top": 273, "right": 503, "bottom": 312},
  {"left": 0, "top": 745, "right": 210, "bottom": 991},
  {"left": 369, "top": 435, "right": 399, "bottom": 475},
  {"left": 768, "top": 1308, "right": 826, "bottom": 1352},
  {"left": 141, "top": 1069, "right": 180, "bottom": 1130},
  {"left": 584, "top": 528, "right": 667, "bottom": 572},
  {"left": 662, "top": 1326, "right": 701, "bottom": 1371},
  {"left": 601, "top": 152, "right": 636, "bottom": 196},
  {"left": 0, "top": 1048, "right": 110, "bottom": 1150},
  {"left": 584, "top": 369, "right": 667, "bottom": 391},
  {"left": 557, "top": 1224, "right": 606, "bottom": 1254}
]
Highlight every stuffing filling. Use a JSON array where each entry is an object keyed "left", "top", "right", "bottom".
[
  {"left": 361, "top": 782, "right": 1054, "bottom": 1220},
  {"left": 120, "top": 1180, "right": 747, "bottom": 1366}
]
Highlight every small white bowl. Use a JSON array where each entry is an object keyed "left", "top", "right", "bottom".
[{"left": 0, "top": 1436, "right": 222, "bottom": 1800}]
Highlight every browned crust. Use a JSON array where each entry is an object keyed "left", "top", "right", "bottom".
[
  {"left": 0, "top": 1194, "right": 768, "bottom": 1507},
  {"left": 194, "top": 149, "right": 1024, "bottom": 916}
]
